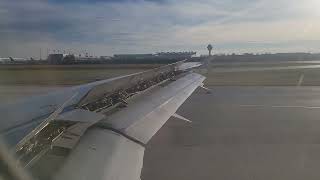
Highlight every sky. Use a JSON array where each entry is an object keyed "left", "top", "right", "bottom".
[{"left": 1, "top": 0, "right": 320, "bottom": 58}]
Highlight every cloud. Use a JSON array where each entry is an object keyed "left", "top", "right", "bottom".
[{"left": 1, "top": 0, "right": 320, "bottom": 57}]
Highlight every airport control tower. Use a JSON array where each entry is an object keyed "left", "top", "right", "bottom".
[{"left": 207, "top": 44, "right": 213, "bottom": 56}]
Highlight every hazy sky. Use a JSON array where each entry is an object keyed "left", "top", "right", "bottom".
[{"left": 1, "top": 0, "right": 320, "bottom": 57}]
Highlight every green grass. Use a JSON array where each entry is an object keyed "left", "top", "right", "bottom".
[{"left": 0, "top": 65, "right": 151, "bottom": 85}]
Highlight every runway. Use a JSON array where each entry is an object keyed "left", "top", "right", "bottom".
[
  {"left": 142, "top": 86, "right": 320, "bottom": 180},
  {"left": 211, "top": 64, "right": 320, "bottom": 72},
  {"left": 2, "top": 66, "right": 320, "bottom": 179}
]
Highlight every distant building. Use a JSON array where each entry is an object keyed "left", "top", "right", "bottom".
[
  {"left": 100, "top": 56, "right": 112, "bottom": 60},
  {"left": 113, "top": 54, "right": 154, "bottom": 59},
  {"left": 47, "top": 54, "right": 75, "bottom": 64},
  {"left": 63, "top": 54, "right": 76, "bottom": 64},
  {"left": 47, "top": 54, "right": 64, "bottom": 64},
  {"left": 112, "top": 52, "right": 196, "bottom": 63},
  {"left": 155, "top": 52, "right": 196, "bottom": 59},
  {"left": 46, "top": 51, "right": 197, "bottom": 64}
]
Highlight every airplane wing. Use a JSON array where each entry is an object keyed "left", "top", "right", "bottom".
[{"left": 0, "top": 60, "right": 205, "bottom": 180}]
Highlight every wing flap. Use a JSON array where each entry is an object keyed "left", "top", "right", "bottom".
[{"left": 99, "top": 72, "right": 205, "bottom": 144}]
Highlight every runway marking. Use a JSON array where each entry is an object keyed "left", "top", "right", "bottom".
[
  {"left": 297, "top": 74, "right": 305, "bottom": 86},
  {"left": 238, "top": 104, "right": 320, "bottom": 109}
]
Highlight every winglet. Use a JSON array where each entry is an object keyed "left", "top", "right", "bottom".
[{"left": 172, "top": 113, "right": 192, "bottom": 123}]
